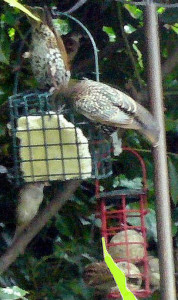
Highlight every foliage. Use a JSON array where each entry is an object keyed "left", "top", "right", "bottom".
[
  {"left": 3, "top": 0, "right": 41, "bottom": 22},
  {"left": 0, "top": 0, "right": 177, "bottom": 299},
  {"left": 0, "top": 286, "right": 28, "bottom": 299}
]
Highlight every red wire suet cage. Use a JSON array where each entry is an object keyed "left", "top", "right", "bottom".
[{"left": 96, "top": 147, "right": 152, "bottom": 298}]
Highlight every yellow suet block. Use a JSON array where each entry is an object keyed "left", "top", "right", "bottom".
[{"left": 16, "top": 113, "right": 92, "bottom": 182}]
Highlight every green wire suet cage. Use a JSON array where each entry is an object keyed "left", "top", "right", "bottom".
[
  {"left": 9, "top": 92, "right": 113, "bottom": 185},
  {"left": 8, "top": 12, "right": 113, "bottom": 185}
]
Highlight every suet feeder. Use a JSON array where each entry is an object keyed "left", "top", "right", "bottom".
[
  {"left": 96, "top": 148, "right": 152, "bottom": 298},
  {"left": 8, "top": 91, "right": 113, "bottom": 185},
  {"left": 8, "top": 11, "right": 112, "bottom": 185}
]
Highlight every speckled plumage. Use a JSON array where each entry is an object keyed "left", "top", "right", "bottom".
[
  {"left": 67, "top": 79, "right": 160, "bottom": 145},
  {"left": 83, "top": 261, "right": 142, "bottom": 295},
  {"left": 26, "top": 6, "right": 70, "bottom": 92},
  {"left": 83, "top": 261, "right": 115, "bottom": 295},
  {"left": 31, "top": 23, "right": 70, "bottom": 90}
]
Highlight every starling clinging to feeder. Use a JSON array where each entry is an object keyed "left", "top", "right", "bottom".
[
  {"left": 25, "top": 6, "right": 70, "bottom": 91},
  {"left": 83, "top": 261, "right": 115, "bottom": 295},
  {"left": 61, "top": 79, "right": 160, "bottom": 146},
  {"left": 83, "top": 261, "right": 142, "bottom": 295}
]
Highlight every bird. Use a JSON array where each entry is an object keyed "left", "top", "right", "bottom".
[
  {"left": 58, "top": 78, "right": 160, "bottom": 146},
  {"left": 83, "top": 261, "right": 142, "bottom": 296},
  {"left": 13, "top": 182, "right": 47, "bottom": 242},
  {"left": 83, "top": 261, "right": 116, "bottom": 295},
  {"left": 24, "top": 6, "right": 70, "bottom": 93}
]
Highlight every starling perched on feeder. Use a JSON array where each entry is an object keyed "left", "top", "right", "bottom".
[
  {"left": 25, "top": 6, "right": 70, "bottom": 92},
  {"left": 61, "top": 79, "right": 160, "bottom": 146}
]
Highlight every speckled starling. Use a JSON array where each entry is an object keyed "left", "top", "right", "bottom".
[
  {"left": 63, "top": 79, "right": 160, "bottom": 146},
  {"left": 26, "top": 6, "right": 70, "bottom": 91},
  {"left": 83, "top": 261, "right": 142, "bottom": 295},
  {"left": 83, "top": 261, "right": 115, "bottom": 295}
]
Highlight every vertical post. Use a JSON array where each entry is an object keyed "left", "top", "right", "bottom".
[{"left": 144, "top": 2, "right": 176, "bottom": 300}]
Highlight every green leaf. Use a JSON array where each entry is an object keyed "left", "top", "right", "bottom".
[
  {"left": 132, "top": 41, "right": 143, "bottom": 69},
  {"left": 120, "top": 177, "right": 143, "bottom": 189},
  {"left": 157, "top": 7, "right": 165, "bottom": 14},
  {"left": 53, "top": 18, "right": 71, "bottom": 35},
  {"left": 8, "top": 27, "right": 15, "bottom": 40},
  {"left": 145, "top": 209, "right": 157, "bottom": 242},
  {"left": 124, "top": 4, "right": 142, "bottom": 19},
  {"left": 124, "top": 24, "right": 136, "bottom": 34},
  {"left": 0, "top": 45, "right": 9, "bottom": 65},
  {"left": 113, "top": 174, "right": 143, "bottom": 189},
  {"left": 0, "top": 286, "right": 28, "bottom": 300},
  {"left": 127, "top": 207, "right": 157, "bottom": 242},
  {"left": 171, "top": 23, "right": 178, "bottom": 34},
  {"left": 168, "top": 158, "right": 178, "bottom": 205},
  {"left": 103, "top": 26, "right": 116, "bottom": 42},
  {"left": 3, "top": 0, "right": 41, "bottom": 22}
]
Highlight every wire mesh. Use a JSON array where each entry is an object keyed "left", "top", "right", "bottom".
[
  {"left": 96, "top": 149, "right": 151, "bottom": 298},
  {"left": 9, "top": 92, "right": 113, "bottom": 185}
]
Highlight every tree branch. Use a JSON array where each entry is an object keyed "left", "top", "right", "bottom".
[
  {"left": 0, "top": 180, "right": 81, "bottom": 275},
  {"left": 64, "top": 0, "right": 88, "bottom": 14}
]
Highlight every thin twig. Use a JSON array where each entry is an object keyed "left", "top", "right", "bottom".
[
  {"left": 0, "top": 180, "right": 81, "bottom": 275},
  {"left": 117, "top": 3, "right": 143, "bottom": 89},
  {"left": 64, "top": 0, "right": 88, "bottom": 14}
]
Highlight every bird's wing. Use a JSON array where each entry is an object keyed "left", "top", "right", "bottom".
[
  {"left": 78, "top": 80, "right": 137, "bottom": 126},
  {"left": 93, "top": 86, "right": 137, "bottom": 126},
  {"left": 103, "top": 86, "right": 137, "bottom": 115}
]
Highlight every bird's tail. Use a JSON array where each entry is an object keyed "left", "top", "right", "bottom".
[{"left": 134, "top": 103, "right": 160, "bottom": 146}]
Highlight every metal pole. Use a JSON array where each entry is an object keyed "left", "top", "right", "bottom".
[{"left": 144, "top": 2, "right": 176, "bottom": 300}]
